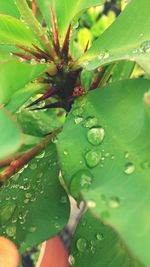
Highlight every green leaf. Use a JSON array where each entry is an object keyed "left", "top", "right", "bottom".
[
  {"left": 0, "top": 143, "right": 70, "bottom": 252},
  {"left": 57, "top": 79, "right": 150, "bottom": 266},
  {"left": 71, "top": 211, "right": 143, "bottom": 267},
  {"left": 0, "top": 14, "right": 39, "bottom": 47},
  {"left": 0, "top": 0, "right": 20, "bottom": 18},
  {"left": 111, "top": 61, "right": 135, "bottom": 82},
  {"left": 6, "top": 83, "right": 47, "bottom": 113},
  {"left": 36, "top": 0, "right": 104, "bottom": 43},
  {"left": 0, "top": 59, "right": 48, "bottom": 104},
  {"left": 78, "top": 0, "right": 150, "bottom": 75},
  {"left": 0, "top": 108, "right": 22, "bottom": 159},
  {"left": 17, "top": 108, "right": 65, "bottom": 137}
]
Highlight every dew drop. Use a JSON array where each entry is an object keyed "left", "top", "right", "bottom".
[
  {"left": 40, "top": 58, "right": 46, "bottom": 64},
  {"left": 85, "top": 149, "right": 101, "bottom": 168},
  {"left": 76, "top": 238, "right": 87, "bottom": 252},
  {"left": 124, "top": 151, "right": 129, "bottom": 159},
  {"left": 83, "top": 116, "right": 98, "bottom": 128},
  {"left": 87, "top": 127, "right": 105, "bottom": 146},
  {"left": 25, "top": 193, "right": 32, "bottom": 199},
  {"left": 30, "top": 58, "right": 37, "bottom": 65},
  {"left": 68, "top": 255, "right": 75, "bottom": 265},
  {"left": 36, "top": 150, "right": 45, "bottom": 159},
  {"left": 98, "top": 50, "right": 110, "bottom": 60},
  {"left": 141, "top": 160, "right": 150, "bottom": 169},
  {"left": 82, "top": 61, "right": 89, "bottom": 67},
  {"left": 87, "top": 200, "right": 96, "bottom": 208},
  {"left": 29, "top": 163, "right": 38, "bottom": 170},
  {"left": 60, "top": 195, "right": 67, "bottom": 203},
  {"left": 29, "top": 226, "right": 36, "bottom": 233},
  {"left": 73, "top": 107, "right": 84, "bottom": 117},
  {"left": 108, "top": 197, "right": 120, "bottom": 208},
  {"left": 74, "top": 116, "right": 83, "bottom": 124},
  {"left": 70, "top": 169, "right": 93, "bottom": 198},
  {"left": 124, "top": 162, "right": 135, "bottom": 174},
  {"left": 6, "top": 225, "right": 16, "bottom": 237},
  {"left": 96, "top": 233, "right": 104, "bottom": 240},
  {"left": 140, "top": 40, "right": 150, "bottom": 53}
]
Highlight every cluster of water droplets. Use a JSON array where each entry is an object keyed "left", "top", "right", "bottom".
[{"left": 0, "top": 146, "right": 65, "bottom": 242}]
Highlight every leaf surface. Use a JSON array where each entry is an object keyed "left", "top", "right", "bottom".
[{"left": 57, "top": 79, "right": 150, "bottom": 266}]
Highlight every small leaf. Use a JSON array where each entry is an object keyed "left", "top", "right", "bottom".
[{"left": 0, "top": 108, "right": 22, "bottom": 159}]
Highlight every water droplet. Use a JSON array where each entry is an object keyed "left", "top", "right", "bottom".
[
  {"left": 108, "top": 197, "right": 120, "bottom": 208},
  {"left": 83, "top": 116, "right": 98, "bottom": 128},
  {"left": 40, "top": 58, "right": 46, "bottom": 64},
  {"left": 87, "top": 127, "right": 105, "bottom": 146},
  {"left": 124, "top": 151, "right": 129, "bottom": 159},
  {"left": 76, "top": 238, "right": 87, "bottom": 252},
  {"left": 124, "top": 162, "right": 135, "bottom": 174},
  {"left": 31, "top": 58, "right": 37, "bottom": 65},
  {"left": 70, "top": 169, "right": 93, "bottom": 198},
  {"left": 29, "top": 163, "right": 37, "bottom": 170},
  {"left": 85, "top": 149, "right": 101, "bottom": 168},
  {"left": 140, "top": 40, "right": 150, "bottom": 53},
  {"left": 6, "top": 225, "right": 16, "bottom": 237},
  {"left": 54, "top": 222, "right": 61, "bottom": 229},
  {"left": 73, "top": 107, "right": 84, "bottom": 116},
  {"left": 141, "top": 160, "right": 150, "bottom": 169},
  {"left": 98, "top": 50, "right": 110, "bottom": 60},
  {"left": 74, "top": 116, "right": 83, "bottom": 124},
  {"left": 87, "top": 200, "right": 96, "bottom": 208},
  {"left": 82, "top": 61, "right": 89, "bottom": 67},
  {"left": 96, "top": 233, "right": 104, "bottom": 240},
  {"left": 60, "top": 196, "right": 67, "bottom": 203},
  {"left": 29, "top": 226, "right": 36, "bottom": 233},
  {"left": 36, "top": 150, "right": 45, "bottom": 159},
  {"left": 1, "top": 202, "right": 16, "bottom": 224},
  {"left": 68, "top": 255, "right": 75, "bottom": 265},
  {"left": 37, "top": 172, "right": 43, "bottom": 178},
  {"left": 25, "top": 193, "right": 32, "bottom": 199}
]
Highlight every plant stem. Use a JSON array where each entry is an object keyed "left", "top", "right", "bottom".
[
  {"left": 0, "top": 128, "right": 62, "bottom": 183},
  {"left": 14, "top": 0, "right": 55, "bottom": 57}
]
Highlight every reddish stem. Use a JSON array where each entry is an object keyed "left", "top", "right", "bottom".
[{"left": 0, "top": 129, "right": 61, "bottom": 183}]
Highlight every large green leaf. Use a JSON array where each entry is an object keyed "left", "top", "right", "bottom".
[
  {"left": 0, "top": 143, "right": 70, "bottom": 252},
  {"left": 36, "top": 0, "right": 104, "bottom": 43},
  {"left": 0, "top": 14, "right": 39, "bottom": 47},
  {"left": 71, "top": 211, "right": 143, "bottom": 267},
  {"left": 0, "top": 59, "right": 48, "bottom": 104},
  {"left": 0, "top": 0, "right": 20, "bottom": 18},
  {"left": 78, "top": 0, "right": 150, "bottom": 75},
  {"left": 0, "top": 108, "right": 22, "bottom": 159},
  {"left": 57, "top": 79, "right": 150, "bottom": 266}
]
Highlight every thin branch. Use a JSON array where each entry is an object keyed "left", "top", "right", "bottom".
[{"left": 0, "top": 128, "right": 62, "bottom": 183}]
